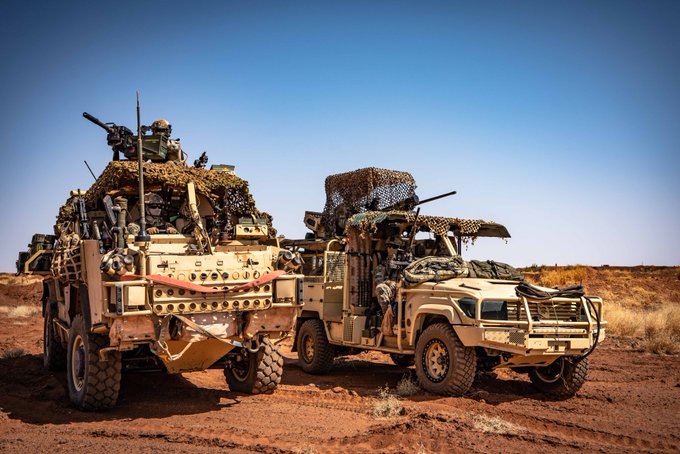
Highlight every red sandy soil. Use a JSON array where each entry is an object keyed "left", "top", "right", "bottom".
[{"left": 0, "top": 272, "right": 678, "bottom": 453}]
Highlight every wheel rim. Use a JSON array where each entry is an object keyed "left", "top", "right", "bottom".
[
  {"left": 230, "top": 351, "right": 250, "bottom": 383},
  {"left": 71, "top": 334, "right": 85, "bottom": 391},
  {"left": 423, "top": 339, "right": 449, "bottom": 382},
  {"left": 302, "top": 334, "right": 315, "bottom": 364},
  {"left": 535, "top": 358, "right": 564, "bottom": 383}
]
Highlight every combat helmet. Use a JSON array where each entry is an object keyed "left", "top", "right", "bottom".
[{"left": 151, "top": 118, "right": 172, "bottom": 135}]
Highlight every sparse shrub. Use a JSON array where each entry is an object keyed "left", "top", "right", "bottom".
[
  {"left": 1, "top": 347, "right": 27, "bottom": 359},
  {"left": 605, "top": 304, "right": 680, "bottom": 354},
  {"left": 372, "top": 386, "right": 403, "bottom": 418},
  {"left": 395, "top": 375, "right": 420, "bottom": 397},
  {"left": 293, "top": 447, "right": 317, "bottom": 454},
  {"left": 605, "top": 304, "right": 641, "bottom": 337},
  {"left": 643, "top": 306, "right": 680, "bottom": 355},
  {"left": 539, "top": 266, "right": 589, "bottom": 288},
  {"left": 414, "top": 441, "right": 428, "bottom": 454},
  {"left": 8, "top": 305, "right": 41, "bottom": 317},
  {"left": 472, "top": 414, "right": 524, "bottom": 434}
]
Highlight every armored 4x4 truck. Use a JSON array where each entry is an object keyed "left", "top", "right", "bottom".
[
  {"left": 285, "top": 168, "right": 604, "bottom": 398},
  {"left": 18, "top": 112, "right": 302, "bottom": 410}
]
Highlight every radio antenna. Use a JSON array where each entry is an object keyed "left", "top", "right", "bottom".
[
  {"left": 83, "top": 160, "right": 97, "bottom": 180},
  {"left": 135, "top": 91, "right": 151, "bottom": 243}
]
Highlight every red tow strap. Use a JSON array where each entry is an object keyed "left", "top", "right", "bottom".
[{"left": 120, "top": 269, "right": 286, "bottom": 293}]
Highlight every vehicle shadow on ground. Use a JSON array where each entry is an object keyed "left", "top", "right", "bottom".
[
  {"left": 281, "top": 355, "right": 556, "bottom": 404},
  {"left": 0, "top": 354, "right": 249, "bottom": 425}
]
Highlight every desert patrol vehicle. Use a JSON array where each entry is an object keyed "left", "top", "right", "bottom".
[
  {"left": 284, "top": 168, "right": 604, "bottom": 398},
  {"left": 17, "top": 105, "right": 302, "bottom": 410}
]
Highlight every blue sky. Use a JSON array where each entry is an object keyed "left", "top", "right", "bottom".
[{"left": 1, "top": 1, "right": 678, "bottom": 270}]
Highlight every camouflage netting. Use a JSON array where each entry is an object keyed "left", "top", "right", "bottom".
[
  {"left": 321, "top": 167, "right": 417, "bottom": 236},
  {"left": 58, "top": 161, "right": 274, "bottom": 234},
  {"left": 347, "top": 211, "right": 487, "bottom": 237}
]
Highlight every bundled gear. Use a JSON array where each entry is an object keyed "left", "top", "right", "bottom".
[
  {"left": 402, "top": 256, "right": 522, "bottom": 286},
  {"left": 403, "top": 256, "right": 468, "bottom": 285},
  {"left": 466, "top": 260, "right": 523, "bottom": 281}
]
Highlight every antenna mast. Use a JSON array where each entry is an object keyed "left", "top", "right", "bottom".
[{"left": 135, "top": 92, "right": 151, "bottom": 243}]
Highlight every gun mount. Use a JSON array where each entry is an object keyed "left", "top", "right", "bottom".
[
  {"left": 83, "top": 111, "right": 182, "bottom": 164},
  {"left": 83, "top": 112, "right": 135, "bottom": 161}
]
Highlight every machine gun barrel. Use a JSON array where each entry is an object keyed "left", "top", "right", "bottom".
[
  {"left": 82, "top": 112, "right": 113, "bottom": 133},
  {"left": 417, "top": 190, "right": 457, "bottom": 206}
]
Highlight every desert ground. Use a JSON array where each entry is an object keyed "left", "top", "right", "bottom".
[{"left": 1, "top": 268, "right": 678, "bottom": 453}]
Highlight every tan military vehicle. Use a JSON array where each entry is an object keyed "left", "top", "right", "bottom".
[
  {"left": 285, "top": 168, "right": 604, "bottom": 398},
  {"left": 17, "top": 112, "right": 302, "bottom": 410}
]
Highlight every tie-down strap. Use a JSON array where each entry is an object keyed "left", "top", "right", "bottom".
[{"left": 121, "top": 269, "right": 286, "bottom": 294}]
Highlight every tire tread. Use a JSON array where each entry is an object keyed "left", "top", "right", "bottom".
[{"left": 415, "top": 323, "right": 476, "bottom": 396}]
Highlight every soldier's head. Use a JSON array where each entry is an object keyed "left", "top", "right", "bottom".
[
  {"left": 144, "top": 193, "right": 164, "bottom": 219},
  {"left": 151, "top": 118, "right": 172, "bottom": 136}
]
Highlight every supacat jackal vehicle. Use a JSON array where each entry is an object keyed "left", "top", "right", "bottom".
[
  {"left": 17, "top": 109, "right": 302, "bottom": 410},
  {"left": 285, "top": 168, "right": 604, "bottom": 398}
]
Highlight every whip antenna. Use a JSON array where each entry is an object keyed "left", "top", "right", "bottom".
[{"left": 135, "top": 91, "right": 151, "bottom": 243}]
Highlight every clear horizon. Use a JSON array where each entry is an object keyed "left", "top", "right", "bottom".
[{"left": 1, "top": 1, "right": 679, "bottom": 271}]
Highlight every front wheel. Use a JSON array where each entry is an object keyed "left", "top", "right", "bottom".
[
  {"left": 67, "top": 315, "right": 122, "bottom": 410},
  {"left": 415, "top": 323, "right": 476, "bottom": 396},
  {"left": 224, "top": 338, "right": 283, "bottom": 394},
  {"left": 296, "top": 319, "right": 335, "bottom": 374},
  {"left": 529, "top": 357, "right": 589, "bottom": 399}
]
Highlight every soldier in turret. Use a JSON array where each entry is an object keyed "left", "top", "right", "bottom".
[
  {"left": 151, "top": 118, "right": 184, "bottom": 164},
  {"left": 128, "top": 193, "right": 178, "bottom": 235}
]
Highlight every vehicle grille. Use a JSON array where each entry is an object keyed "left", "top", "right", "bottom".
[
  {"left": 508, "top": 331, "right": 527, "bottom": 345},
  {"left": 507, "top": 301, "right": 580, "bottom": 322}
]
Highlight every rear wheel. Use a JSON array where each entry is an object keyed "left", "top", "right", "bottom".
[
  {"left": 296, "top": 319, "right": 335, "bottom": 374},
  {"left": 415, "top": 323, "right": 476, "bottom": 396},
  {"left": 67, "top": 315, "right": 122, "bottom": 410},
  {"left": 43, "top": 306, "right": 66, "bottom": 371},
  {"left": 224, "top": 338, "right": 283, "bottom": 394},
  {"left": 389, "top": 353, "right": 415, "bottom": 368},
  {"left": 529, "top": 357, "right": 588, "bottom": 399}
]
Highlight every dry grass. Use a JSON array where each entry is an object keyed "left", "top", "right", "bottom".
[
  {"left": 605, "top": 304, "right": 640, "bottom": 337},
  {"left": 0, "top": 273, "right": 44, "bottom": 286},
  {"left": 1, "top": 347, "right": 28, "bottom": 359},
  {"left": 606, "top": 304, "right": 680, "bottom": 354},
  {"left": 472, "top": 414, "right": 524, "bottom": 434},
  {"left": 395, "top": 375, "right": 420, "bottom": 397},
  {"left": 643, "top": 307, "right": 680, "bottom": 354},
  {"left": 372, "top": 386, "right": 404, "bottom": 418},
  {"left": 0, "top": 305, "right": 41, "bottom": 317},
  {"left": 536, "top": 266, "right": 590, "bottom": 288}
]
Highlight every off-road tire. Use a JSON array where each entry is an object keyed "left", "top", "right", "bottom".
[
  {"left": 43, "top": 307, "right": 66, "bottom": 371},
  {"left": 67, "top": 315, "right": 122, "bottom": 410},
  {"left": 529, "top": 357, "right": 589, "bottom": 399},
  {"left": 415, "top": 323, "right": 476, "bottom": 396},
  {"left": 389, "top": 353, "right": 415, "bottom": 368},
  {"left": 224, "top": 338, "right": 283, "bottom": 394},
  {"left": 296, "top": 319, "right": 334, "bottom": 374}
]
